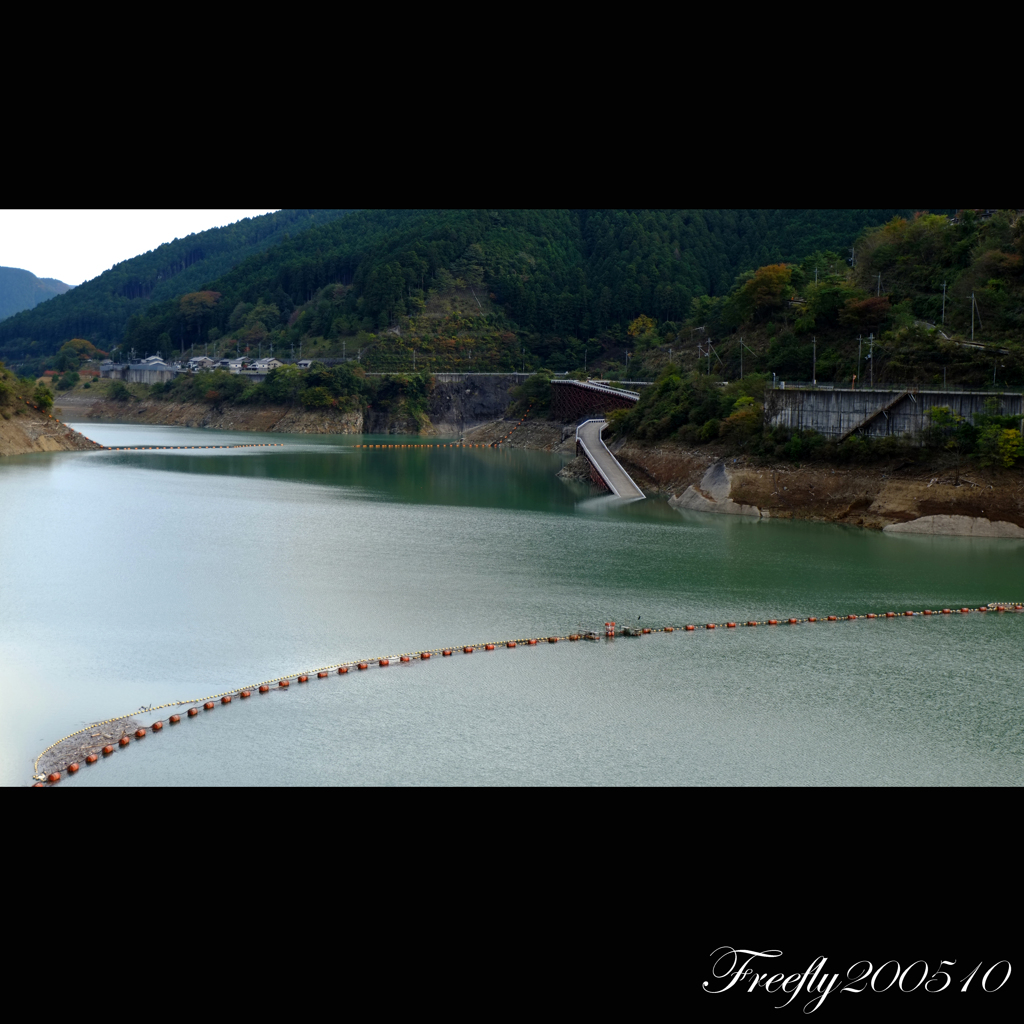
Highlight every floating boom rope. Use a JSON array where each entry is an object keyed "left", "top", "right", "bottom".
[{"left": 30, "top": 602, "right": 1023, "bottom": 783}]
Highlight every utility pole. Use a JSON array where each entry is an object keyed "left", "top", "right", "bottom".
[
  {"left": 858, "top": 335, "right": 862, "bottom": 383},
  {"left": 972, "top": 293, "right": 975, "bottom": 342},
  {"left": 812, "top": 336, "right": 817, "bottom": 385},
  {"left": 877, "top": 273, "right": 881, "bottom": 297},
  {"left": 869, "top": 334, "right": 874, "bottom": 387},
  {"left": 942, "top": 281, "right": 947, "bottom": 325},
  {"left": 849, "top": 246, "right": 856, "bottom": 268}
]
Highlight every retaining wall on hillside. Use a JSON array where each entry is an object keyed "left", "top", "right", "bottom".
[{"left": 766, "top": 388, "right": 1023, "bottom": 439}]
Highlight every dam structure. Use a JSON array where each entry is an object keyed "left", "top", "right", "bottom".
[{"left": 766, "top": 386, "right": 1023, "bottom": 441}]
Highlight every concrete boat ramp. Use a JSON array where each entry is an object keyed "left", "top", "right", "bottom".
[{"left": 575, "top": 419, "right": 645, "bottom": 500}]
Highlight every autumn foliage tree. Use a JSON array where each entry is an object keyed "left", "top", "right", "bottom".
[{"left": 735, "top": 264, "right": 792, "bottom": 322}]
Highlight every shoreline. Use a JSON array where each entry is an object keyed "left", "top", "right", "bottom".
[{"left": 47, "top": 394, "right": 1024, "bottom": 538}]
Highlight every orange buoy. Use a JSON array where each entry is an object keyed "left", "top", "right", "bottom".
[
  {"left": 152, "top": 721, "right": 163, "bottom": 731},
  {"left": 528, "top": 639, "right": 538, "bottom": 645},
  {"left": 298, "top": 675, "right": 309, "bottom": 682},
  {"left": 904, "top": 611, "right": 914, "bottom": 617},
  {"left": 259, "top": 684, "right": 270, "bottom": 692},
  {"left": 547, "top": 637, "right": 558, "bottom": 643},
  {"left": 463, "top": 647, "right": 473, "bottom": 654},
  {"left": 827, "top": 616, "right": 837, "bottom": 621},
  {"left": 788, "top": 618, "right": 798, "bottom": 624},
  {"left": 848, "top": 615, "right": 857, "bottom": 620},
  {"left": 485, "top": 645, "right": 495, "bottom": 651},
  {"left": 279, "top": 680, "right": 290, "bottom": 688},
  {"left": 886, "top": 612, "right": 896, "bottom": 617},
  {"left": 642, "top": 628, "right": 651, "bottom": 634},
  {"left": 187, "top": 708, "right": 198, "bottom": 717},
  {"left": 961, "top": 608, "right": 969, "bottom": 613},
  {"left": 380, "top": 659, "right": 390, "bottom": 666},
  {"left": 808, "top": 617, "right": 818, "bottom": 622},
  {"left": 119, "top": 736, "right": 130, "bottom": 747},
  {"left": 866, "top": 614, "right": 876, "bottom": 619},
  {"left": 338, "top": 667, "right": 349, "bottom": 674},
  {"left": 85, "top": 754, "right": 98, "bottom": 764},
  {"left": 135, "top": 728, "right": 146, "bottom": 738},
  {"left": 68, "top": 762, "right": 80, "bottom": 773},
  {"left": 204, "top": 702, "right": 215, "bottom": 709},
  {"left": 942, "top": 609, "right": 951, "bottom": 614},
  {"left": 170, "top": 714, "right": 181, "bottom": 723},
  {"left": 420, "top": 653, "right": 431, "bottom": 660},
  {"left": 240, "top": 690, "right": 251, "bottom": 698},
  {"left": 221, "top": 696, "right": 232, "bottom": 704},
  {"left": 48, "top": 772, "right": 61, "bottom": 783},
  {"left": 506, "top": 642, "right": 516, "bottom": 648},
  {"left": 358, "top": 663, "right": 369, "bottom": 670},
  {"left": 707, "top": 624, "right": 716, "bottom": 630},
  {"left": 665, "top": 627, "right": 674, "bottom": 633},
  {"left": 686, "top": 625, "right": 695, "bottom": 631},
  {"left": 317, "top": 671, "right": 328, "bottom": 678},
  {"left": 442, "top": 650, "right": 452, "bottom": 656},
  {"left": 400, "top": 655, "right": 411, "bottom": 662},
  {"left": 768, "top": 620, "right": 778, "bottom": 626}
]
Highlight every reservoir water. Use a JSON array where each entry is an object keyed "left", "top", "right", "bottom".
[{"left": 2, "top": 422, "right": 1022, "bottom": 786}]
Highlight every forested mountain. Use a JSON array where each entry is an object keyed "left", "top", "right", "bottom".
[
  {"left": 0, "top": 210, "right": 354, "bottom": 366},
  {"left": 0, "top": 267, "right": 71, "bottom": 322},
  {"left": 109, "top": 210, "right": 918, "bottom": 363},
  {"left": 1, "top": 209, "right": 944, "bottom": 375}
]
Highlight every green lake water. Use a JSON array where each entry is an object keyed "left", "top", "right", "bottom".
[{"left": 2, "top": 421, "right": 1022, "bottom": 786}]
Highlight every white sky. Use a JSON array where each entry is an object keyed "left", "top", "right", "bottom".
[{"left": 0, "top": 210, "right": 280, "bottom": 287}]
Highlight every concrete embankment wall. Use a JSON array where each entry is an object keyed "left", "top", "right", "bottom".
[{"left": 766, "top": 388, "right": 1023, "bottom": 439}]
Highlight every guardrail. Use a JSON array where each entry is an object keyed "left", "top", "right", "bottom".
[
  {"left": 552, "top": 380, "right": 641, "bottom": 401},
  {"left": 772, "top": 381, "right": 1023, "bottom": 394}
]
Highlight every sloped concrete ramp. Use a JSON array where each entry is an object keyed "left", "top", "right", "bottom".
[{"left": 576, "top": 420, "right": 645, "bottom": 500}]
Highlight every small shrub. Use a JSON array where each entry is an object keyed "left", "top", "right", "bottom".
[
  {"left": 108, "top": 381, "right": 131, "bottom": 402},
  {"left": 699, "top": 418, "right": 721, "bottom": 443},
  {"left": 301, "top": 386, "right": 333, "bottom": 408}
]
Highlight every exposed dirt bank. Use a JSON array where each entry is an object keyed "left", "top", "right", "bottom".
[
  {"left": 464, "top": 418, "right": 574, "bottom": 452},
  {"left": 76, "top": 397, "right": 366, "bottom": 434},
  {"left": 0, "top": 404, "right": 103, "bottom": 457},
  {"left": 612, "top": 438, "right": 1024, "bottom": 535},
  {"left": 69, "top": 375, "right": 522, "bottom": 438}
]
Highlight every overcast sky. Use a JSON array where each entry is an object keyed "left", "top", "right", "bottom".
[{"left": 0, "top": 210, "right": 280, "bottom": 287}]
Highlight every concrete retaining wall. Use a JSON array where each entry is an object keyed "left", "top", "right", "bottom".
[{"left": 766, "top": 388, "right": 1023, "bottom": 439}]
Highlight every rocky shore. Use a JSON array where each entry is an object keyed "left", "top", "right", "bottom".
[
  {"left": 611, "top": 438, "right": 1024, "bottom": 538},
  {"left": 0, "top": 403, "right": 103, "bottom": 457}
]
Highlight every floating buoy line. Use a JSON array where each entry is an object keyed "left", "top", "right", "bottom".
[{"left": 30, "top": 601, "right": 1023, "bottom": 784}]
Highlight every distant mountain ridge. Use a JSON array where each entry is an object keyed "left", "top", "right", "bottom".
[
  {"left": 0, "top": 210, "right": 355, "bottom": 363},
  {"left": 0, "top": 266, "right": 72, "bottom": 322}
]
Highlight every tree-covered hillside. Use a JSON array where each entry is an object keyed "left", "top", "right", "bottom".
[
  {"left": 0, "top": 210, "right": 354, "bottom": 369},
  {"left": 83, "top": 209, "right": 922, "bottom": 372},
  {"left": 0, "top": 267, "right": 71, "bottom": 322}
]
